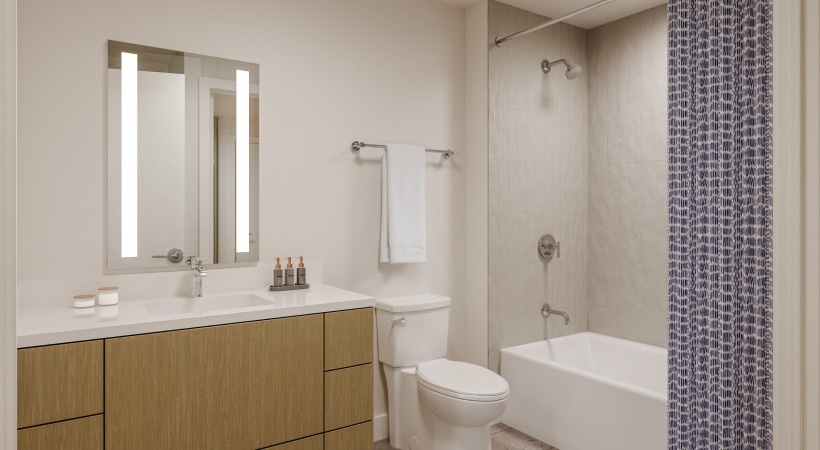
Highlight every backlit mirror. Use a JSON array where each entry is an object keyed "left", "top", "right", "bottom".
[{"left": 107, "top": 41, "right": 259, "bottom": 270}]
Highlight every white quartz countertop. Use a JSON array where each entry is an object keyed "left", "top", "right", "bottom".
[{"left": 17, "top": 284, "right": 375, "bottom": 348}]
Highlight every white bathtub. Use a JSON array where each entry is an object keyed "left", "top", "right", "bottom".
[{"left": 500, "top": 332, "right": 667, "bottom": 450}]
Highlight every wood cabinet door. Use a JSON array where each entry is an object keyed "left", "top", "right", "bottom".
[
  {"left": 324, "top": 308, "right": 373, "bottom": 370},
  {"left": 17, "top": 340, "right": 103, "bottom": 428},
  {"left": 265, "top": 435, "right": 323, "bottom": 450},
  {"left": 105, "top": 314, "right": 324, "bottom": 450},
  {"left": 325, "top": 364, "right": 373, "bottom": 431},
  {"left": 325, "top": 422, "right": 373, "bottom": 450},
  {"left": 18, "top": 415, "right": 103, "bottom": 450}
]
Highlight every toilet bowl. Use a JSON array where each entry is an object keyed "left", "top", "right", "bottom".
[
  {"left": 417, "top": 359, "right": 509, "bottom": 426},
  {"left": 416, "top": 359, "right": 509, "bottom": 450},
  {"left": 376, "top": 294, "right": 509, "bottom": 450}
]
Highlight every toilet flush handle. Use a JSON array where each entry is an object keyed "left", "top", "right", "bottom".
[{"left": 390, "top": 316, "right": 407, "bottom": 325}]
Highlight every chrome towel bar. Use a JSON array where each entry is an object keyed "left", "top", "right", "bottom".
[{"left": 351, "top": 141, "right": 455, "bottom": 159}]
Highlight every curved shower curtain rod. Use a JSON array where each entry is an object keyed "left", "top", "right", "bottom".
[{"left": 494, "top": 0, "right": 616, "bottom": 46}]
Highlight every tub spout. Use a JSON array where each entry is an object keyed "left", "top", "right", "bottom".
[{"left": 541, "top": 303, "right": 570, "bottom": 325}]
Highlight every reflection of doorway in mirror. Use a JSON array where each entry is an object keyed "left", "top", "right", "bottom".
[
  {"left": 212, "top": 93, "right": 259, "bottom": 264},
  {"left": 138, "top": 72, "right": 187, "bottom": 267}
]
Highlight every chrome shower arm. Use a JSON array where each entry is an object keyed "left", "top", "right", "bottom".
[{"left": 541, "top": 59, "right": 569, "bottom": 73}]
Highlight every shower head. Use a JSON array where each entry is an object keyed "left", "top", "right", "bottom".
[
  {"left": 541, "top": 59, "right": 583, "bottom": 80},
  {"left": 566, "top": 63, "right": 583, "bottom": 80}
]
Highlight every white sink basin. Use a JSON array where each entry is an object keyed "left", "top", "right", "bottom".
[{"left": 144, "top": 294, "right": 271, "bottom": 316}]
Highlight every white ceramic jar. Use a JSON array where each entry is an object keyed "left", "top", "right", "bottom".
[
  {"left": 97, "top": 286, "right": 119, "bottom": 306},
  {"left": 73, "top": 294, "right": 96, "bottom": 308}
]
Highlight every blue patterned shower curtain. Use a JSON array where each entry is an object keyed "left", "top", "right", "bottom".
[{"left": 668, "top": 0, "right": 773, "bottom": 449}]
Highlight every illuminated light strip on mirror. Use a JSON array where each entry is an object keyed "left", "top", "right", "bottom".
[
  {"left": 121, "top": 52, "right": 138, "bottom": 258},
  {"left": 236, "top": 69, "right": 250, "bottom": 253}
]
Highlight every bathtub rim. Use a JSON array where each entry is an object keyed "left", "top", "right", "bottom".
[{"left": 499, "top": 332, "right": 668, "bottom": 402}]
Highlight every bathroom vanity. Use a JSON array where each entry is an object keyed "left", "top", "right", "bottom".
[
  {"left": 15, "top": 40, "right": 374, "bottom": 450},
  {"left": 16, "top": 286, "right": 374, "bottom": 450}
]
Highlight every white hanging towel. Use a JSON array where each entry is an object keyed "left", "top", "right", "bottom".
[{"left": 380, "top": 143, "right": 427, "bottom": 264}]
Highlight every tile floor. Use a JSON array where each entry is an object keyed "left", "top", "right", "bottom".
[{"left": 374, "top": 423, "right": 556, "bottom": 450}]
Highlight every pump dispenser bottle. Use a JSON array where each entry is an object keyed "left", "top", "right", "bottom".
[
  {"left": 285, "top": 257, "right": 296, "bottom": 286},
  {"left": 273, "top": 258, "right": 284, "bottom": 288},
  {"left": 296, "top": 256, "right": 307, "bottom": 285}
]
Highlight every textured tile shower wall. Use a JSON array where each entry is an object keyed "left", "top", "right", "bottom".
[
  {"left": 586, "top": 5, "right": 668, "bottom": 348},
  {"left": 487, "top": 3, "right": 669, "bottom": 371},
  {"left": 488, "top": 0, "right": 590, "bottom": 372}
]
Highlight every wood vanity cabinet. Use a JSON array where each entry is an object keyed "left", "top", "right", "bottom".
[{"left": 18, "top": 307, "right": 374, "bottom": 450}]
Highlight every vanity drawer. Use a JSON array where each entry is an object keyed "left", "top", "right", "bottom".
[
  {"left": 105, "top": 315, "right": 324, "bottom": 449},
  {"left": 325, "top": 422, "right": 372, "bottom": 450},
  {"left": 266, "top": 434, "right": 323, "bottom": 450},
  {"left": 324, "top": 363, "right": 373, "bottom": 431},
  {"left": 18, "top": 415, "right": 103, "bottom": 450},
  {"left": 324, "top": 308, "right": 373, "bottom": 370},
  {"left": 18, "top": 340, "right": 104, "bottom": 428}
]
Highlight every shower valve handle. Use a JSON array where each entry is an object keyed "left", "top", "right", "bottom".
[{"left": 538, "top": 234, "right": 560, "bottom": 260}]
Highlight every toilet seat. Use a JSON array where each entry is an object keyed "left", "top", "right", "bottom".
[{"left": 416, "top": 359, "right": 510, "bottom": 402}]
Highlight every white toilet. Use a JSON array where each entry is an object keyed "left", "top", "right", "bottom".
[{"left": 376, "top": 294, "right": 509, "bottom": 450}]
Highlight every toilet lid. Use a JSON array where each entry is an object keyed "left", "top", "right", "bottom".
[{"left": 416, "top": 359, "right": 510, "bottom": 402}]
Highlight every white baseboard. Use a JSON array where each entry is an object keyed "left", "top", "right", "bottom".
[{"left": 373, "top": 413, "right": 389, "bottom": 441}]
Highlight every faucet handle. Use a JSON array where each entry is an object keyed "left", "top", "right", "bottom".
[{"left": 186, "top": 256, "right": 205, "bottom": 267}]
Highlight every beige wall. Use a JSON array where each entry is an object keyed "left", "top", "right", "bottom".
[
  {"left": 805, "top": 0, "right": 820, "bottom": 439},
  {"left": 2, "top": 0, "right": 17, "bottom": 445},
  {"left": 464, "top": 1, "right": 489, "bottom": 368},
  {"left": 17, "top": 0, "right": 466, "bottom": 430},
  {"left": 586, "top": 5, "right": 668, "bottom": 347},
  {"left": 487, "top": 0, "right": 590, "bottom": 372}
]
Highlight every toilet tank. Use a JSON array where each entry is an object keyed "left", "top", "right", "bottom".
[{"left": 375, "top": 294, "right": 451, "bottom": 368}]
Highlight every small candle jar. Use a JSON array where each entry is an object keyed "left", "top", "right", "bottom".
[
  {"left": 97, "top": 286, "right": 119, "bottom": 306},
  {"left": 73, "top": 294, "right": 95, "bottom": 308}
]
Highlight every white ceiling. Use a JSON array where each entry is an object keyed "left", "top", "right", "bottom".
[{"left": 434, "top": 0, "right": 667, "bottom": 29}]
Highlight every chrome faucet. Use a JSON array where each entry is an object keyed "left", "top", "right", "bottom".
[
  {"left": 541, "top": 303, "right": 570, "bottom": 325},
  {"left": 187, "top": 257, "right": 207, "bottom": 298}
]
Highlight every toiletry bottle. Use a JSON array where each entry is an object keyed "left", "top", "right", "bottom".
[
  {"left": 273, "top": 258, "right": 284, "bottom": 288},
  {"left": 297, "top": 256, "right": 307, "bottom": 286},
  {"left": 285, "top": 257, "right": 296, "bottom": 286}
]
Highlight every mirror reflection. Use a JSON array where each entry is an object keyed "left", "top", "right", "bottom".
[{"left": 107, "top": 41, "right": 259, "bottom": 270}]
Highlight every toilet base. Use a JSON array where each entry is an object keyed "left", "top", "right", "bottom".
[
  {"left": 428, "top": 421, "right": 492, "bottom": 450},
  {"left": 384, "top": 365, "right": 436, "bottom": 450}
]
